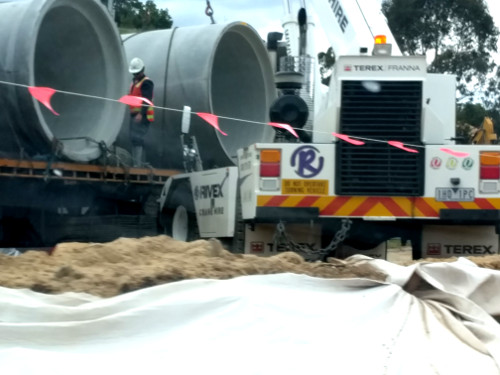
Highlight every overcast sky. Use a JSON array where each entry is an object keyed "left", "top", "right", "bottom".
[
  {"left": 156, "top": 0, "right": 284, "bottom": 38},
  {"left": 155, "top": 0, "right": 500, "bottom": 62}
]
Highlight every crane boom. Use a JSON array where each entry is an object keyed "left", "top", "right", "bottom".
[{"left": 305, "top": 0, "right": 401, "bottom": 56}]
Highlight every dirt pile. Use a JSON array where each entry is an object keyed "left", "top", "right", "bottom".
[{"left": 0, "top": 236, "right": 387, "bottom": 297}]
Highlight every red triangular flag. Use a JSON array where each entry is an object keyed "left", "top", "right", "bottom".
[
  {"left": 440, "top": 148, "right": 469, "bottom": 158},
  {"left": 118, "top": 95, "right": 153, "bottom": 107},
  {"left": 196, "top": 112, "right": 227, "bottom": 136},
  {"left": 332, "top": 132, "right": 365, "bottom": 145},
  {"left": 268, "top": 122, "right": 298, "bottom": 138},
  {"left": 388, "top": 141, "right": 419, "bottom": 153},
  {"left": 28, "top": 86, "right": 59, "bottom": 115}
]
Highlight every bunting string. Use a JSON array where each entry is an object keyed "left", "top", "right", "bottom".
[{"left": 0, "top": 79, "right": 478, "bottom": 157}]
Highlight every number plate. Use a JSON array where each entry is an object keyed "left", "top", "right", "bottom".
[{"left": 435, "top": 188, "right": 475, "bottom": 202}]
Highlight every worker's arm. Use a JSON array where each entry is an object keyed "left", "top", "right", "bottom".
[{"left": 140, "top": 79, "right": 154, "bottom": 117}]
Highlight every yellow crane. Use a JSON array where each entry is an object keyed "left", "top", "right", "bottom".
[{"left": 470, "top": 116, "right": 497, "bottom": 144}]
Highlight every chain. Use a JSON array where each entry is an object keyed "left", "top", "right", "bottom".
[
  {"left": 323, "top": 218, "right": 352, "bottom": 252},
  {"left": 205, "top": 0, "right": 215, "bottom": 24},
  {"left": 272, "top": 219, "right": 352, "bottom": 261}
]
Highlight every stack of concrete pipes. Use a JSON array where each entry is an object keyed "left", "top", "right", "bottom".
[{"left": 0, "top": 0, "right": 276, "bottom": 169}]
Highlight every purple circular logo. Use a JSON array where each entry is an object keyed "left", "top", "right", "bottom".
[{"left": 291, "top": 146, "right": 324, "bottom": 178}]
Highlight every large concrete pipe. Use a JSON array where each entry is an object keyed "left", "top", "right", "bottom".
[
  {"left": 120, "top": 22, "right": 276, "bottom": 169},
  {"left": 0, "top": 0, "right": 127, "bottom": 162}
]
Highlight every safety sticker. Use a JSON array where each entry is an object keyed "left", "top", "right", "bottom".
[
  {"left": 446, "top": 157, "right": 458, "bottom": 170},
  {"left": 462, "top": 157, "right": 474, "bottom": 170},
  {"left": 430, "top": 157, "right": 441, "bottom": 169}
]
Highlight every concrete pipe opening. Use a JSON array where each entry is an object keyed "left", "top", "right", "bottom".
[
  {"left": 0, "top": 0, "right": 127, "bottom": 162},
  {"left": 210, "top": 26, "right": 275, "bottom": 163},
  {"left": 120, "top": 22, "right": 277, "bottom": 169}
]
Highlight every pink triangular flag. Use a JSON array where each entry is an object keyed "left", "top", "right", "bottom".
[
  {"left": 332, "top": 132, "right": 365, "bottom": 145},
  {"left": 118, "top": 95, "right": 153, "bottom": 107},
  {"left": 268, "top": 122, "right": 298, "bottom": 138},
  {"left": 196, "top": 112, "right": 227, "bottom": 136},
  {"left": 28, "top": 86, "right": 59, "bottom": 115},
  {"left": 388, "top": 141, "right": 419, "bottom": 153},
  {"left": 440, "top": 148, "right": 470, "bottom": 158}
]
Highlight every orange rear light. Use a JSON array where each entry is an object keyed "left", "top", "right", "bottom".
[
  {"left": 260, "top": 149, "right": 281, "bottom": 163},
  {"left": 480, "top": 151, "right": 500, "bottom": 166}
]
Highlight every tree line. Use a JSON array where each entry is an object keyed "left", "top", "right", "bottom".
[
  {"left": 318, "top": 0, "right": 500, "bottom": 138},
  {"left": 113, "top": 0, "right": 173, "bottom": 31}
]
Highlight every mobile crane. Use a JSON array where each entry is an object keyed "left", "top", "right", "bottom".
[{"left": 158, "top": 0, "right": 500, "bottom": 260}]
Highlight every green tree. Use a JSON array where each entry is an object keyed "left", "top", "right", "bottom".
[
  {"left": 457, "top": 102, "right": 487, "bottom": 126},
  {"left": 381, "top": 0, "right": 499, "bottom": 104},
  {"left": 113, "top": 0, "right": 172, "bottom": 31},
  {"left": 455, "top": 103, "right": 500, "bottom": 143},
  {"left": 113, "top": 0, "right": 141, "bottom": 28},
  {"left": 140, "top": 1, "right": 172, "bottom": 30}
]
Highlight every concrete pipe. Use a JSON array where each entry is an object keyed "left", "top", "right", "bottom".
[
  {"left": 120, "top": 22, "right": 277, "bottom": 169},
  {"left": 0, "top": 0, "right": 127, "bottom": 162}
]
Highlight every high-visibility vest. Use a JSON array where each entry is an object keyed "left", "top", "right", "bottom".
[{"left": 129, "top": 76, "right": 154, "bottom": 122}]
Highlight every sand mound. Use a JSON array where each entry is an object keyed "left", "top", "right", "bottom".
[{"left": 0, "top": 236, "right": 387, "bottom": 297}]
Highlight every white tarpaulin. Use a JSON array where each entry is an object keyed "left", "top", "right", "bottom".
[{"left": 1, "top": 259, "right": 500, "bottom": 374}]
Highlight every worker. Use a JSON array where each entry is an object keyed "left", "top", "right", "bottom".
[{"left": 128, "top": 57, "right": 154, "bottom": 167}]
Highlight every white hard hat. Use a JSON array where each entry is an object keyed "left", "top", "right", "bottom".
[{"left": 129, "top": 57, "right": 145, "bottom": 74}]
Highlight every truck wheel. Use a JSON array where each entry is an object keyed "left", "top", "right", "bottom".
[{"left": 161, "top": 180, "right": 199, "bottom": 242}]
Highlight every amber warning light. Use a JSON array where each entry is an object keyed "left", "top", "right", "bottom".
[
  {"left": 374, "top": 35, "right": 387, "bottom": 44},
  {"left": 373, "top": 35, "right": 392, "bottom": 56}
]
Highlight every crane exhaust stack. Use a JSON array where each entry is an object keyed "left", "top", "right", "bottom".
[
  {"left": 0, "top": 0, "right": 127, "bottom": 162},
  {"left": 119, "top": 22, "right": 277, "bottom": 170}
]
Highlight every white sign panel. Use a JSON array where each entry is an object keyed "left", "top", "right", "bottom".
[
  {"left": 191, "top": 167, "right": 238, "bottom": 237},
  {"left": 422, "top": 225, "right": 499, "bottom": 258},
  {"left": 336, "top": 55, "right": 427, "bottom": 79},
  {"left": 245, "top": 223, "right": 321, "bottom": 256}
]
